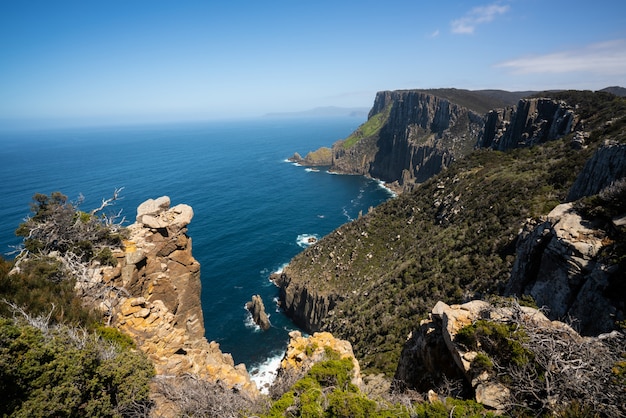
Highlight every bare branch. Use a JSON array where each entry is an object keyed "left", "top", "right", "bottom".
[{"left": 90, "top": 187, "right": 124, "bottom": 216}]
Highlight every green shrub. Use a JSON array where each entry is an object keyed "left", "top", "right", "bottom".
[
  {"left": 456, "top": 319, "right": 532, "bottom": 368},
  {"left": 95, "top": 325, "right": 135, "bottom": 350},
  {"left": 326, "top": 389, "right": 377, "bottom": 417},
  {"left": 0, "top": 257, "right": 100, "bottom": 326},
  {"left": 0, "top": 317, "right": 154, "bottom": 417},
  {"left": 95, "top": 247, "right": 118, "bottom": 267}
]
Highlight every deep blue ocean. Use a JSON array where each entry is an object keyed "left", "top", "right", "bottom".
[{"left": 0, "top": 118, "right": 393, "bottom": 385}]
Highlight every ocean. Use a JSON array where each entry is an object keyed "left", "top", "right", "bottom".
[{"left": 0, "top": 117, "right": 394, "bottom": 388}]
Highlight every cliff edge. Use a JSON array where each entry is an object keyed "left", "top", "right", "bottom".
[{"left": 87, "top": 197, "right": 258, "bottom": 414}]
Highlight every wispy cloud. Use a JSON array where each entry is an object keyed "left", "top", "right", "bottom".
[
  {"left": 451, "top": 3, "right": 509, "bottom": 35},
  {"left": 429, "top": 29, "right": 440, "bottom": 39},
  {"left": 496, "top": 39, "right": 626, "bottom": 75}
]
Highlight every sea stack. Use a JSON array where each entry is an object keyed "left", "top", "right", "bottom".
[{"left": 246, "top": 294, "right": 271, "bottom": 330}]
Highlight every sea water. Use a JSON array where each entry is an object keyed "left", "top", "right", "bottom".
[{"left": 0, "top": 118, "right": 394, "bottom": 389}]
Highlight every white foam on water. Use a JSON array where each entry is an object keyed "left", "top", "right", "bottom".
[
  {"left": 249, "top": 349, "right": 286, "bottom": 394},
  {"left": 342, "top": 206, "right": 353, "bottom": 222},
  {"left": 296, "top": 233, "right": 319, "bottom": 248},
  {"left": 374, "top": 178, "right": 397, "bottom": 197},
  {"left": 271, "top": 262, "right": 289, "bottom": 276},
  {"left": 243, "top": 304, "right": 262, "bottom": 333}
]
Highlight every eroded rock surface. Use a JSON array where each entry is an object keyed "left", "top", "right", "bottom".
[
  {"left": 478, "top": 98, "right": 577, "bottom": 150},
  {"left": 506, "top": 202, "right": 623, "bottom": 334},
  {"left": 273, "top": 331, "right": 362, "bottom": 391},
  {"left": 84, "top": 196, "right": 257, "bottom": 415},
  {"left": 395, "top": 300, "right": 580, "bottom": 412},
  {"left": 567, "top": 141, "right": 626, "bottom": 201}
]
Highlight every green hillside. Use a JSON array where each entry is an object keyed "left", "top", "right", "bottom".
[{"left": 281, "top": 90, "right": 626, "bottom": 375}]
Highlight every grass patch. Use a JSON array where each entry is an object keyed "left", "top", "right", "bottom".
[{"left": 343, "top": 104, "right": 392, "bottom": 149}]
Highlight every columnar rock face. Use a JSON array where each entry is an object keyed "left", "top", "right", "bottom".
[
  {"left": 478, "top": 98, "right": 577, "bottom": 150},
  {"left": 297, "top": 92, "right": 581, "bottom": 194},
  {"left": 271, "top": 269, "right": 339, "bottom": 332},
  {"left": 331, "top": 90, "right": 484, "bottom": 192},
  {"left": 505, "top": 203, "right": 623, "bottom": 335},
  {"left": 567, "top": 141, "right": 626, "bottom": 201},
  {"left": 92, "top": 197, "right": 257, "bottom": 399}
]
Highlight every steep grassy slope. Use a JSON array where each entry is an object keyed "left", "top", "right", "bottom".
[{"left": 278, "top": 91, "right": 626, "bottom": 375}]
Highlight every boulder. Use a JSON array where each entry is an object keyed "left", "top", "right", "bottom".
[
  {"left": 135, "top": 196, "right": 194, "bottom": 234},
  {"left": 136, "top": 196, "right": 171, "bottom": 220}
]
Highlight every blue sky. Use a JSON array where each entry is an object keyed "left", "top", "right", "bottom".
[{"left": 1, "top": 0, "right": 625, "bottom": 127}]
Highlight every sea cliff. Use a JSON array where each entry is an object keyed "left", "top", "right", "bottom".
[
  {"left": 297, "top": 89, "right": 587, "bottom": 194},
  {"left": 330, "top": 90, "right": 484, "bottom": 192},
  {"left": 274, "top": 89, "right": 626, "bottom": 377}
]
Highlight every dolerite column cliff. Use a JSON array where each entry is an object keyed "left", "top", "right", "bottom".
[
  {"left": 95, "top": 197, "right": 257, "bottom": 396},
  {"left": 478, "top": 98, "right": 577, "bottom": 150},
  {"left": 330, "top": 90, "right": 483, "bottom": 193},
  {"left": 271, "top": 267, "right": 339, "bottom": 332}
]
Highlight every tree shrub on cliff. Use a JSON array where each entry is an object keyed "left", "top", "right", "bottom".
[
  {"left": 0, "top": 256, "right": 100, "bottom": 326},
  {"left": 0, "top": 315, "right": 154, "bottom": 417},
  {"left": 15, "top": 190, "right": 127, "bottom": 265},
  {"left": 260, "top": 348, "right": 495, "bottom": 418}
]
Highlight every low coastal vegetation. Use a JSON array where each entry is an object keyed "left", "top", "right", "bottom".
[
  {"left": 0, "top": 192, "right": 154, "bottom": 417},
  {"left": 285, "top": 135, "right": 594, "bottom": 374},
  {"left": 262, "top": 347, "right": 495, "bottom": 418}
]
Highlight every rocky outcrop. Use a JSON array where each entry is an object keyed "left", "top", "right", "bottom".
[
  {"left": 478, "top": 98, "right": 577, "bottom": 150},
  {"left": 395, "top": 300, "right": 582, "bottom": 412},
  {"left": 505, "top": 203, "right": 624, "bottom": 335},
  {"left": 271, "top": 269, "right": 339, "bottom": 332},
  {"left": 246, "top": 294, "right": 271, "bottom": 330},
  {"left": 289, "top": 147, "right": 333, "bottom": 166},
  {"left": 567, "top": 141, "right": 626, "bottom": 201},
  {"left": 273, "top": 331, "right": 362, "bottom": 390},
  {"left": 328, "top": 90, "right": 484, "bottom": 192},
  {"left": 85, "top": 197, "right": 258, "bottom": 412}
]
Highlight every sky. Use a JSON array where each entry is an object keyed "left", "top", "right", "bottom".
[{"left": 1, "top": 0, "right": 625, "bottom": 128}]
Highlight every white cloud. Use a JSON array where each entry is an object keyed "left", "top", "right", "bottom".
[
  {"left": 429, "top": 29, "right": 440, "bottom": 39},
  {"left": 451, "top": 3, "right": 510, "bottom": 35},
  {"left": 496, "top": 39, "right": 626, "bottom": 76}
]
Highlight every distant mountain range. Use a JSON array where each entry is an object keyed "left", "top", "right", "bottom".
[{"left": 600, "top": 85, "right": 626, "bottom": 96}]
